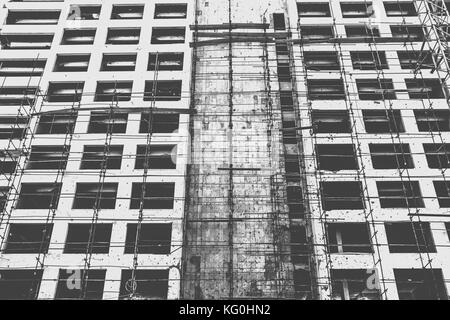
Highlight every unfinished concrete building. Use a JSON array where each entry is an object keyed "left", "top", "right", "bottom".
[{"left": 1, "top": 0, "right": 450, "bottom": 300}]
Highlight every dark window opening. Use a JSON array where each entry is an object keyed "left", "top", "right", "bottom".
[
  {"left": 398, "top": 50, "right": 433, "bottom": 69},
  {"left": 1, "top": 34, "right": 54, "bottom": 50},
  {"left": 384, "top": 2, "right": 417, "bottom": 16},
  {"left": 307, "top": 79, "right": 346, "bottom": 100},
  {"left": 0, "top": 150, "right": 17, "bottom": 175},
  {"left": 124, "top": 223, "right": 172, "bottom": 254},
  {"left": 320, "top": 181, "right": 365, "bottom": 210},
  {"left": 405, "top": 78, "right": 445, "bottom": 99},
  {"left": 36, "top": 112, "right": 77, "bottom": 135},
  {"left": 47, "top": 82, "right": 84, "bottom": 103},
  {"left": 16, "top": 183, "right": 61, "bottom": 209},
  {"left": 151, "top": 27, "right": 185, "bottom": 44},
  {"left": 297, "top": 2, "right": 331, "bottom": 17},
  {"left": 369, "top": 144, "right": 414, "bottom": 169},
  {"left": 345, "top": 25, "right": 380, "bottom": 39},
  {"left": 423, "top": 143, "right": 450, "bottom": 168},
  {"left": 4, "top": 223, "right": 53, "bottom": 253},
  {"left": 293, "top": 269, "right": 312, "bottom": 299},
  {"left": 316, "top": 144, "right": 358, "bottom": 171},
  {"left": 377, "top": 181, "right": 424, "bottom": 208},
  {"left": 111, "top": 5, "right": 144, "bottom": 19},
  {"left": 6, "top": 10, "right": 60, "bottom": 24},
  {"left": 144, "top": 80, "right": 182, "bottom": 101},
  {"left": 304, "top": 51, "right": 340, "bottom": 70},
  {"left": 68, "top": 5, "right": 101, "bottom": 20},
  {"left": 0, "top": 59, "right": 46, "bottom": 77},
  {"left": 64, "top": 224, "right": 112, "bottom": 254},
  {"left": 148, "top": 53, "right": 184, "bottom": 71},
  {"left": 331, "top": 269, "right": 380, "bottom": 300},
  {"left": 394, "top": 269, "right": 448, "bottom": 300},
  {"left": 415, "top": 109, "right": 450, "bottom": 131},
  {"left": 290, "top": 225, "right": 309, "bottom": 264},
  {"left": 94, "top": 81, "right": 132, "bottom": 102},
  {"left": 61, "top": 29, "right": 96, "bottom": 45},
  {"left": 154, "top": 3, "right": 187, "bottom": 19},
  {"left": 311, "top": 110, "right": 351, "bottom": 133},
  {"left": 130, "top": 183, "right": 175, "bottom": 209},
  {"left": 139, "top": 113, "right": 179, "bottom": 133},
  {"left": 273, "top": 13, "right": 286, "bottom": 30},
  {"left": 135, "top": 145, "right": 177, "bottom": 169},
  {"left": 385, "top": 222, "right": 435, "bottom": 253},
  {"left": 341, "top": 2, "right": 374, "bottom": 18},
  {"left": 55, "top": 269, "right": 105, "bottom": 300},
  {"left": 327, "top": 223, "right": 372, "bottom": 253},
  {"left": 0, "top": 116, "right": 28, "bottom": 139},
  {"left": 80, "top": 145, "right": 123, "bottom": 170},
  {"left": 106, "top": 28, "right": 140, "bottom": 45},
  {"left": 88, "top": 112, "right": 128, "bottom": 134},
  {"left": 300, "top": 26, "right": 334, "bottom": 41},
  {"left": 54, "top": 54, "right": 90, "bottom": 72},
  {"left": 351, "top": 51, "right": 388, "bottom": 70},
  {"left": 0, "top": 87, "right": 37, "bottom": 106},
  {"left": 0, "top": 270, "right": 42, "bottom": 300},
  {"left": 434, "top": 181, "right": 450, "bottom": 207},
  {"left": 101, "top": 54, "right": 136, "bottom": 72},
  {"left": 26, "top": 145, "right": 69, "bottom": 170},
  {"left": 0, "top": 187, "right": 9, "bottom": 211},
  {"left": 391, "top": 25, "right": 424, "bottom": 41},
  {"left": 362, "top": 109, "right": 404, "bottom": 133},
  {"left": 356, "top": 79, "right": 396, "bottom": 100},
  {"left": 286, "top": 185, "right": 304, "bottom": 216},
  {"left": 73, "top": 183, "right": 118, "bottom": 209},
  {"left": 119, "top": 270, "right": 169, "bottom": 300}
]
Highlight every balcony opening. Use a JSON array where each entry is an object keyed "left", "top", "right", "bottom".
[
  {"left": 64, "top": 223, "right": 112, "bottom": 254},
  {"left": 151, "top": 27, "right": 186, "bottom": 44},
  {"left": 125, "top": 223, "right": 172, "bottom": 254},
  {"left": 391, "top": 25, "right": 424, "bottom": 41},
  {"left": 130, "top": 182, "right": 175, "bottom": 209},
  {"left": 6, "top": 10, "right": 60, "bottom": 24},
  {"left": 356, "top": 79, "right": 396, "bottom": 100},
  {"left": 376, "top": 180, "right": 424, "bottom": 208},
  {"left": 297, "top": 2, "right": 331, "bottom": 17},
  {"left": 304, "top": 51, "right": 340, "bottom": 70},
  {"left": 4, "top": 223, "right": 53, "bottom": 253},
  {"left": 307, "top": 79, "right": 346, "bottom": 100},
  {"left": 0, "top": 59, "right": 46, "bottom": 76},
  {"left": 385, "top": 222, "right": 435, "bottom": 253},
  {"left": 54, "top": 54, "right": 90, "bottom": 72},
  {"left": 80, "top": 145, "right": 123, "bottom": 170},
  {"left": 331, "top": 269, "right": 380, "bottom": 300},
  {"left": 55, "top": 269, "right": 106, "bottom": 300},
  {"left": 154, "top": 3, "right": 187, "bottom": 19},
  {"left": 139, "top": 113, "right": 179, "bottom": 133},
  {"left": 119, "top": 270, "right": 169, "bottom": 300},
  {"left": 351, "top": 51, "right": 388, "bottom": 70},
  {"left": 0, "top": 270, "right": 42, "bottom": 300},
  {"left": 36, "top": 112, "right": 77, "bottom": 135},
  {"left": 144, "top": 80, "right": 182, "bottom": 101},
  {"left": 0, "top": 87, "right": 37, "bottom": 106},
  {"left": 415, "top": 109, "right": 450, "bottom": 131},
  {"left": 327, "top": 223, "right": 372, "bottom": 253},
  {"left": 73, "top": 183, "right": 118, "bottom": 209},
  {"left": 394, "top": 269, "right": 448, "bottom": 300},
  {"left": 26, "top": 145, "right": 69, "bottom": 170},
  {"left": 68, "top": 5, "right": 101, "bottom": 20},
  {"left": 423, "top": 143, "right": 450, "bottom": 168},
  {"left": 405, "top": 78, "right": 445, "bottom": 99},
  {"left": 111, "top": 5, "right": 144, "bottom": 19},
  {"left": 94, "top": 81, "right": 133, "bottom": 102},
  {"left": 61, "top": 29, "right": 96, "bottom": 45},
  {"left": 16, "top": 183, "right": 61, "bottom": 209},
  {"left": 316, "top": 144, "right": 358, "bottom": 171},
  {"left": 341, "top": 2, "right": 374, "bottom": 18},
  {"left": 88, "top": 112, "right": 128, "bottom": 134},
  {"left": 384, "top": 2, "right": 417, "bottom": 16},
  {"left": 311, "top": 110, "right": 351, "bottom": 133},
  {"left": 47, "top": 82, "right": 84, "bottom": 103},
  {"left": 320, "top": 181, "right": 365, "bottom": 210},
  {"left": 101, "top": 54, "right": 136, "bottom": 72},
  {"left": 369, "top": 144, "right": 414, "bottom": 169},
  {"left": 398, "top": 50, "right": 433, "bottom": 69},
  {"left": 148, "top": 53, "right": 184, "bottom": 71},
  {"left": 0, "top": 116, "right": 28, "bottom": 139},
  {"left": 135, "top": 145, "right": 177, "bottom": 169},
  {"left": 1, "top": 33, "right": 53, "bottom": 50},
  {"left": 106, "top": 28, "right": 140, "bottom": 45},
  {"left": 362, "top": 109, "right": 404, "bottom": 133},
  {"left": 433, "top": 181, "right": 450, "bottom": 207}
]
